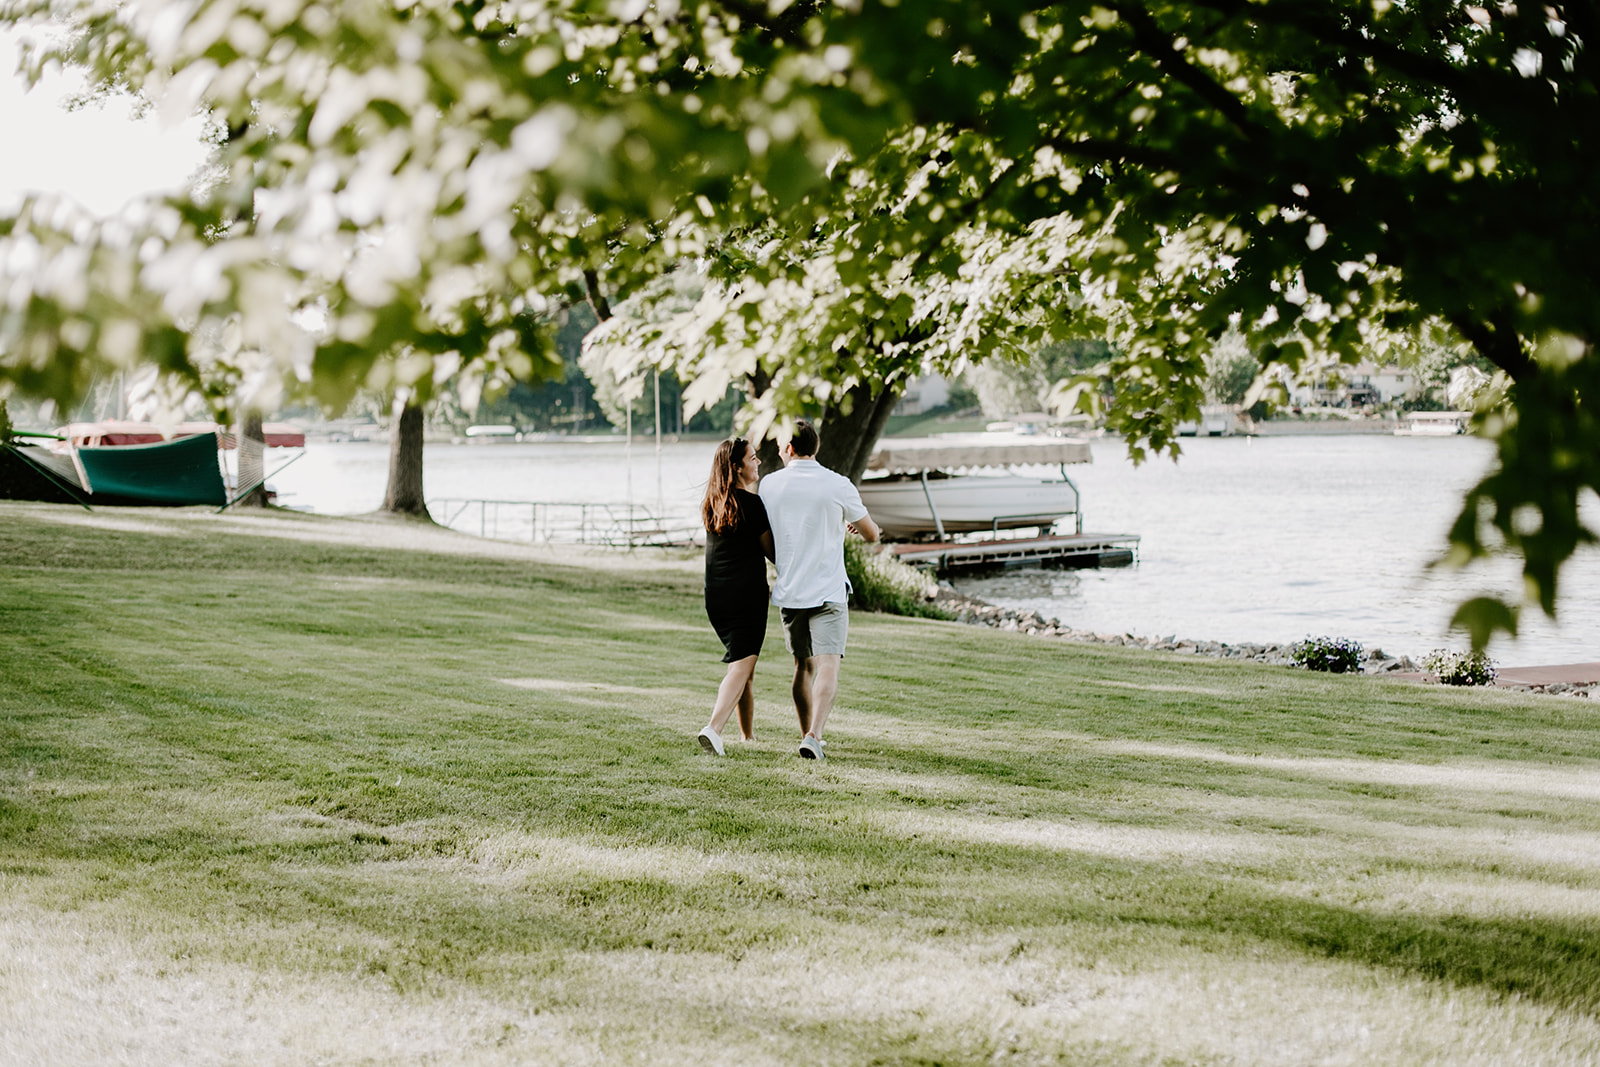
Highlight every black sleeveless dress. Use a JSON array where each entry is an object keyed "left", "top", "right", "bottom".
[{"left": 704, "top": 488, "right": 771, "bottom": 662}]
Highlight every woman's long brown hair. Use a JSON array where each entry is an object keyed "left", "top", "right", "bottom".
[{"left": 701, "top": 437, "right": 749, "bottom": 535}]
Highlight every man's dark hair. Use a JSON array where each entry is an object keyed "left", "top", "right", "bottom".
[{"left": 789, "top": 420, "right": 820, "bottom": 457}]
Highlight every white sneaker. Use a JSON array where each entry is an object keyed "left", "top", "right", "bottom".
[
  {"left": 798, "top": 735, "right": 824, "bottom": 760},
  {"left": 697, "top": 726, "right": 725, "bottom": 756}
]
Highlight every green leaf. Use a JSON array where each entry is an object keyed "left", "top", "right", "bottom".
[{"left": 1448, "top": 597, "right": 1519, "bottom": 653}]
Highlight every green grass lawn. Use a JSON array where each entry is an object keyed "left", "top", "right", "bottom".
[
  {"left": 880, "top": 408, "right": 992, "bottom": 437},
  {"left": 3, "top": 501, "right": 1600, "bottom": 1065}
]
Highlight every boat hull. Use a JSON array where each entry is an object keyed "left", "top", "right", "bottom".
[{"left": 859, "top": 474, "right": 1080, "bottom": 539}]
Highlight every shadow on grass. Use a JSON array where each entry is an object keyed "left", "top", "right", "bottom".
[
  {"left": 1204, "top": 886, "right": 1600, "bottom": 1014},
  {"left": 831, "top": 739, "right": 1600, "bottom": 1010}
]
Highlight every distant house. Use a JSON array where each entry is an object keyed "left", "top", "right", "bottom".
[
  {"left": 1289, "top": 363, "right": 1412, "bottom": 408},
  {"left": 892, "top": 374, "right": 952, "bottom": 416},
  {"left": 1364, "top": 365, "right": 1413, "bottom": 402}
]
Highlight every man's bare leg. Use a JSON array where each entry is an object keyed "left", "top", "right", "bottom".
[
  {"left": 792, "top": 656, "right": 816, "bottom": 736},
  {"left": 806, "top": 654, "right": 842, "bottom": 738}
]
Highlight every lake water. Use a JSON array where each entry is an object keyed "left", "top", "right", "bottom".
[{"left": 270, "top": 433, "right": 1599, "bottom": 666}]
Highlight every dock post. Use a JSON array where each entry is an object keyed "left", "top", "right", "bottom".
[{"left": 918, "top": 471, "right": 947, "bottom": 541}]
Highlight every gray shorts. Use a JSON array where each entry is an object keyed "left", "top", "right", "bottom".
[{"left": 780, "top": 602, "right": 849, "bottom": 658}]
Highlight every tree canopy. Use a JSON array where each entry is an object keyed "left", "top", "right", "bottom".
[{"left": 0, "top": 0, "right": 1594, "bottom": 640}]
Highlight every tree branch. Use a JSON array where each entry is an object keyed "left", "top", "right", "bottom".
[
  {"left": 1108, "top": 1, "right": 1266, "bottom": 143},
  {"left": 708, "top": 0, "right": 817, "bottom": 47},
  {"left": 1188, "top": 0, "right": 1548, "bottom": 113},
  {"left": 1045, "top": 135, "right": 1184, "bottom": 172},
  {"left": 1451, "top": 308, "right": 1536, "bottom": 381}
]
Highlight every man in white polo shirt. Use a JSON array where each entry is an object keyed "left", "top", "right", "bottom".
[{"left": 758, "top": 420, "right": 881, "bottom": 760}]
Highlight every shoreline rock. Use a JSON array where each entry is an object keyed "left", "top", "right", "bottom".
[
  {"left": 926, "top": 586, "right": 1598, "bottom": 689},
  {"left": 1492, "top": 680, "right": 1596, "bottom": 698}
]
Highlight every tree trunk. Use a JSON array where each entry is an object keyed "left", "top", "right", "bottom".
[
  {"left": 751, "top": 374, "right": 903, "bottom": 484},
  {"left": 234, "top": 408, "right": 270, "bottom": 507},
  {"left": 755, "top": 435, "right": 784, "bottom": 478},
  {"left": 382, "top": 398, "right": 431, "bottom": 518},
  {"left": 748, "top": 368, "right": 786, "bottom": 477},
  {"left": 817, "top": 380, "right": 904, "bottom": 484}
]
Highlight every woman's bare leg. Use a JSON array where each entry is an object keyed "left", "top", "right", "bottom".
[
  {"left": 736, "top": 674, "right": 756, "bottom": 740},
  {"left": 708, "top": 655, "right": 758, "bottom": 735}
]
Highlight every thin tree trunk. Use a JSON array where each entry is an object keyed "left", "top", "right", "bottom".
[
  {"left": 235, "top": 408, "right": 270, "bottom": 507},
  {"left": 382, "top": 398, "right": 430, "bottom": 518},
  {"left": 226, "top": 118, "right": 271, "bottom": 508},
  {"left": 584, "top": 269, "right": 613, "bottom": 323}
]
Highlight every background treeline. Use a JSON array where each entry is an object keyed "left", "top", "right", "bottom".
[
  {"left": 464, "top": 304, "right": 741, "bottom": 436},
  {"left": 431, "top": 317, "right": 1491, "bottom": 439}
]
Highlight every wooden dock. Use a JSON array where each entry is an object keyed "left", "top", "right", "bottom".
[{"left": 888, "top": 532, "right": 1140, "bottom": 573}]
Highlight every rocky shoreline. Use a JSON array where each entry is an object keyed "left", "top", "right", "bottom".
[{"left": 931, "top": 587, "right": 1595, "bottom": 698}]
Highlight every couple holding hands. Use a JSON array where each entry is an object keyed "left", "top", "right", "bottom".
[{"left": 697, "top": 420, "right": 881, "bottom": 760}]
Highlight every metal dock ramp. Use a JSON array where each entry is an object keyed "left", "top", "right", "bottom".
[{"left": 888, "top": 533, "right": 1140, "bottom": 573}]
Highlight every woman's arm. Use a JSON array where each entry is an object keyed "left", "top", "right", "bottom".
[{"left": 760, "top": 530, "right": 775, "bottom": 561}]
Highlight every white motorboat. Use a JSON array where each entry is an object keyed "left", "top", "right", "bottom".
[
  {"left": 464, "top": 424, "right": 522, "bottom": 442},
  {"left": 1394, "top": 411, "right": 1469, "bottom": 436},
  {"left": 858, "top": 434, "right": 1091, "bottom": 540}
]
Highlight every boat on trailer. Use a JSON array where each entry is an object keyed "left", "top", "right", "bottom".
[
  {"left": 859, "top": 433, "right": 1092, "bottom": 540},
  {"left": 857, "top": 433, "right": 1138, "bottom": 571}
]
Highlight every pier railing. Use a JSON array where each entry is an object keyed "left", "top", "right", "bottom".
[{"left": 428, "top": 497, "right": 700, "bottom": 547}]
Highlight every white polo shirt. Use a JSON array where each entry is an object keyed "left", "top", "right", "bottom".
[{"left": 758, "top": 457, "right": 869, "bottom": 609}]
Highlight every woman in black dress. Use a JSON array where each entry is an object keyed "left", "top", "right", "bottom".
[{"left": 697, "top": 437, "right": 774, "bottom": 756}]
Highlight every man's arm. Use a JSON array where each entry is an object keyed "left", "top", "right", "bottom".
[
  {"left": 841, "top": 479, "right": 881, "bottom": 543},
  {"left": 850, "top": 514, "right": 881, "bottom": 543}
]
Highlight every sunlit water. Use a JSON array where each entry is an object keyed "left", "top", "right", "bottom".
[
  {"left": 270, "top": 434, "right": 1599, "bottom": 665},
  {"left": 272, "top": 437, "right": 710, "bottom": 517}
]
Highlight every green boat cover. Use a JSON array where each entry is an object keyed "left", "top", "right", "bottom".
[{"left": 77, "top": 432, "right": 228, "bottom": 506}]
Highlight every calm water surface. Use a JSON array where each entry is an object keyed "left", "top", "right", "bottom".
[
  {"left": 273, "top": 437, "right": 711, "bottom": 517},
  {"left": 271, "top": 434, "right": 1599, "bottom": 665}
]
